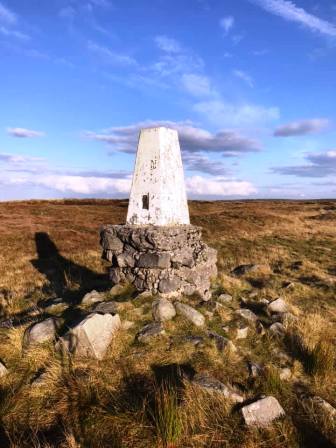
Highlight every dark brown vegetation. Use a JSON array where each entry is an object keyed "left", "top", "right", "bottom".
[{"left": 0, "top": 199, "right": 335, "bottom": 447}]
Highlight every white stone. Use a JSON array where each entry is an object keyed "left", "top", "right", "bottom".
[
  {"left": 242, "top": 396, "right": 285, "bottom": 427},
  {"left": 175, "top": 302, "right": 205, "bottom": 327},
  {"left": 126, "top": 127, "right": 190, "bottom": 226},
  {"left": 59, "top": 313, "right": 121, "bottom": 359},
  {"left": 268, "top": 298, "right": 288, "bottom": 314},
  {"left": 152, "top": 298, "right": 176, "bottom": 322},
  {"left": 0, "top": 361, "right": 8, "bottom": 377},
  {"left": 24, "top": 318, "right": 59, "bottom": 346}
]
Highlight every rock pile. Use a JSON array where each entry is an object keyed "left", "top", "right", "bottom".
[{"left": 100, "top": 224, "right": 217, "bottom": 299}]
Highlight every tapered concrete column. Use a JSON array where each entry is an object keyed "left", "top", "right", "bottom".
[{"left": 126, "top": 127, "right": 190, "bottom": 225}]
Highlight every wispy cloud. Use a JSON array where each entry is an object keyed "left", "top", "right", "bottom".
[
  {"left": 0, "top": 153, "right": 44, "bottom": 164},
  {"left": 220, "top": 16, "right": 235, "bottom": 34},
  {"left": 274, "top": 118, "right": 330, "bottom": 136},
  {"left": 181, "top": 73, "right": 213, "bottom": 97},
  {"left": 272, "top": 150, "right": 336, "bottom": 177},
  {"left": 250, "top": 0, "right": 336, "bottom": 37},
  {"left": 88, "top": 41, "right": 137, "bottom": 66},
  {"left": 0, "top": 2, "right": 16, "bottom": 25},
  {"left": 155, "top": 35, "right": 182, "bottom": 53},
  {"left": 0, "top": 25, "right": 29, "bottom": 40},
  {"left": 193, "top": 100, "right": 279, "bottom": 127},
  {"left": 7, "top": 127, "right": 45, "bottom": 138},
  {"left": 233, "top": 69, "right": 254, "bottom": 87},
  {"left": 183, "top": 153, "right": 229, "bottom": 175},
  {"left": 84, "top": 120, "right": 261, "bottom": 156}
]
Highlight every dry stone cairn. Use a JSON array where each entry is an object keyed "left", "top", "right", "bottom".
[{"left": 100, "top": 127, "right": 217, "bottom": 299}]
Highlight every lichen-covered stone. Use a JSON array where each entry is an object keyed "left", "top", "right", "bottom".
[
  {"left": 241, "top": 396, "right": 285, "bottom": 426},
  {"left": 100, "top": 224, "right": 217, "bottom": 298}
]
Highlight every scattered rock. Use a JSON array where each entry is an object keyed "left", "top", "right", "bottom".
[
  {"left": 152, "top": 298, "right": 176, "bottom": 322},
  {"left": 0, "top": 361, "right": 8, "bottom": 377},
  {"left": 110, "top": 283, "right": 126, "bottom": 296},
  {"left": 208, "top": 331, "right": 235, "bottom": 352},
  {"left": 175, "top": 302, "right": 205, "bottom": 327},
  {"left": 248, "top": 361, "right": 263, "bottom": 378},
  {"left": 235, "top": 308, "right": 258, "bottom": 323},
  {"left": 279, "top": 368, "right": 292, "bottom": 380},
  {"left": 236, "top": 324, "right": 249, "bottom": 340},
  {"left": 43, "top": 298, "right": 69, "bottom": 314},
  {"left": 241, "top": 396, "right": 285, "bottom": 427},
  {"left": 217, "top": 293, "right": 233, "bottom": 304},
  {"left": 81, "top": 290, "right": 103, "bottom": 305},
  {"left": 231, "top": 264, "right": 262, "bottom": 277},
  {"left": 93, "top": 301, "right": 118, "bottom": 314},
  {"left": 24, "top": 317, "right": 60, "bottom": 347},
  {"left": 121, "top": 320, "right": 135, "bottom": 330},
  {"left": 136, "top": 322, "right": 165, "bottom": 342},
  {"left": 268, "top": 298, "right": 288, "bottom": 314},
  {"left": 192, "top": 373, "right": 244, "bottom": 403},
  {"left": 59, "top": 313, "right": 121, "bottom": 359},
  {"left": 303, "top": 396, "right": 336, "bottom": 421},
  {"left": 184, "top": 335, "right": 205, "bottom": 347},
  {"left": 269, "top": 322, "right": 286, "bottom": 337}
]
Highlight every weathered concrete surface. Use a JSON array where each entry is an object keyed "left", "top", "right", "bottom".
[
  {"left": 126, "top": 127, "right": 190, "bottom": 226},
  {"left": 101, "top": 224, "right": 217, "bottom": 299}
]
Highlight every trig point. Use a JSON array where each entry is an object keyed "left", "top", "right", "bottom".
[
  {"left": 100, "top": 126, "right": 217, "bottom": 299},
  {"left": 127, "top": 127, "right": 190, "bottom": 226}
]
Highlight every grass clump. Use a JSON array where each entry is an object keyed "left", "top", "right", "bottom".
[
  {"left": 150, "top": 382, "right": 183, "bottom": 448},
  {"left": 306, "top": 338, "right": 334, "bottom": 377}
]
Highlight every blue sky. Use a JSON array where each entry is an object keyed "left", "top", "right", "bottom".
[{"left": 1, "top": 0, "right": 336, "bottom": 200}]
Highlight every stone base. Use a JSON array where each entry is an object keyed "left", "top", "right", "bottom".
[{"left": 100, "top": 225, "right": 217, "bottom": 300}]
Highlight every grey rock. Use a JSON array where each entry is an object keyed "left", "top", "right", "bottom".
[
  {"left": 81, "top": 290, "right": 103, "bottom": 305},
  {"left": 268, "top": 298, "right": 288, "bottom": 314},
  {"left": 208, "top": 331, "right": 234, "bottom": 352},
  {"left": 158, "top": 277, "right": 181, "bottom": 294},
  {"left": 93, "top": 301, "right": 118, "bottom": 314},
  {"left": 235, "top": 308, "right": 258, "bottom": 323},
  {"left": 24, "top": 317, "right": 60, "bottom": 347},
  {"left": 59, "top": 313, "right": 121, "bottom": 359},
  {"left": 231, "top": 264, "right": 262, "bottom": 277},
  {"left": 248, "top": 361, "right": 263, "bottom": 378},
  {"left": 217, "top": 293, "right": 233, "bottom": 304},
  {"left": 303, "top": 396, "right": 336, "bottom": 420},
  {"left": 184, "top": 335, "right": 205, "bottom": 346},
  {"left": 269, "top": 322, "right": 286, "bottom": 337},
  {"left": 152, "top": 298, "right": 176, "bottom": 322},
  {"left": 137, "top": 252, "right": 171, "bottom": 269},
  {"left": 0, "top": 361, "right": 8, "bottom": 377},
  {"left": 193, "top": 373, "right": 244, "bottom": 403},
  {"left": 241, "top": 396, "right": 285, "bottom": 426},
  {"left": 175, "top": 302, "right": 205, "bottom": 327},
  {"left": 136, "top": 322, "right": 165, "bottom": 342}
]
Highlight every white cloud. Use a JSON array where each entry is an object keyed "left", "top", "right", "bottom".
[
  {"left": 0, "top": 25, "right": 29, "bottom": 40},
  {"left": 181, "top": 73, "right": 213, "bottom": 97},
  {"left": 274, "top": 118, "right": 330, "bottom": 136},
  {"left": 220, "top": 16, "right": 235, "bottom": 34},
  {"left": 272, "top": 149, "right": 336, "bottom": 177},
  {"left": 186, "top": 175, "right": 257, "bottom": 196},
  {"left": 88, "top": 41, "right": 137, "bottom": 67},
  {"left": 0, "top": 153, "right": 44, "bottom": 164},
  {"left": 183, "top": 153, "right": 229, "bottom": 175},
  {"left": 250, "top": 0, "right": 336, "bottom": 37},
  {"left": 0, "top": 2, "right": 16, "bottom": 25},
  {"left": 7, "top": 127, "right": 45, "bottom": 138},
  {"left": 194, "top": 100, "right": 279, "bottom": 127},
  {"left": 233, "top": 69, "right": 254, "bottom": 88},
  {"left": 154, "top": 35, "right": 182, "bottom": 53},
  {"left": 84, "top": 120, "right": 261, "bottom": 156}
]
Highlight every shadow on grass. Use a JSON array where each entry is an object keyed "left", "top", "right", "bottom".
[{"left": 0, "top": 232, "right": 111, "bottom": 328}]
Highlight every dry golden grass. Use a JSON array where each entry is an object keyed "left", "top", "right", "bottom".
[{"left": 0, "top": 199, "right": 335, "bottom": 447}]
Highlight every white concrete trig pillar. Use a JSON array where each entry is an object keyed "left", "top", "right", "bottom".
[{"left": 126, "top": 127, "right": 190, "bottom": 226}]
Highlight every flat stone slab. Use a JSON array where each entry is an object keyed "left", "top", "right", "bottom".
[
  {"left": 241, "top": 396, "right": 285, "bottom": 426},
  {"left": 93, "top": 301, "right": 119, "bottom": 314},
  {"left": 192, "top": 373, "right": 244, "bottom": 403},
  {"left": 136, "top": 322, "right": 165, "bottom": 342}
]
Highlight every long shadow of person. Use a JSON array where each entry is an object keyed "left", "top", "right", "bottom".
[{"left": 31, "top": 232, "right": 110, "bottom": 305}]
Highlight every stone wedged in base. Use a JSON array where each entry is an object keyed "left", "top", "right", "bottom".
[{"left": 100, "top": 224, "right": 217, "bottom": 299}]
